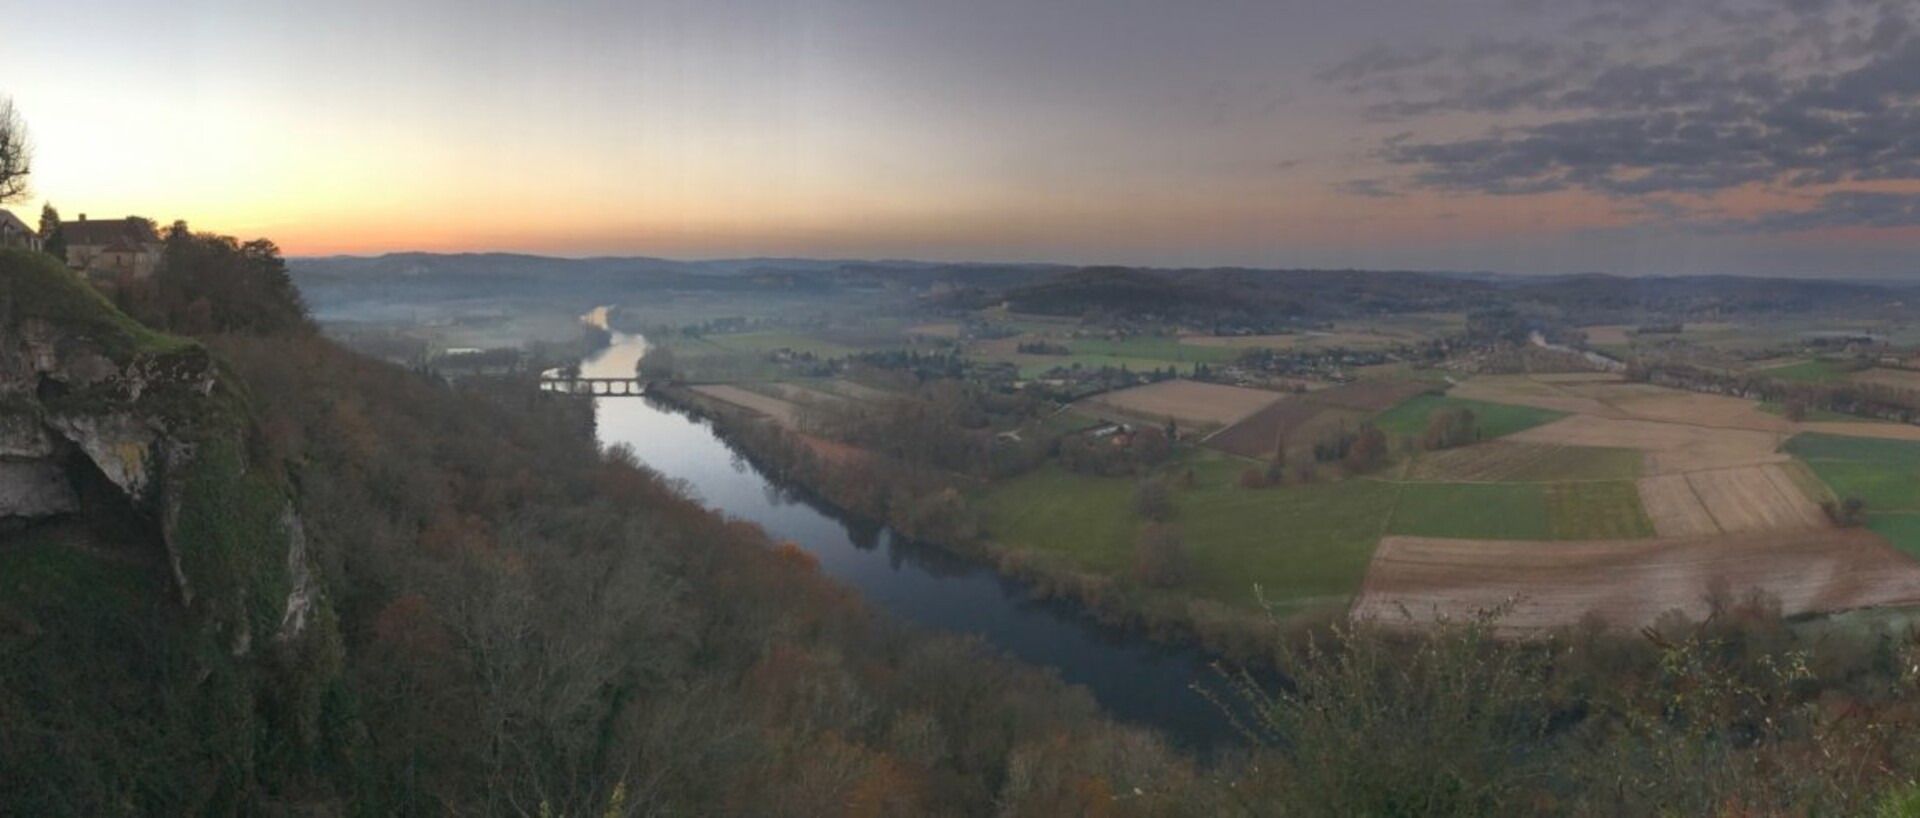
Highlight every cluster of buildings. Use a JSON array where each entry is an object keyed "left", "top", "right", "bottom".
[{"left": 0, "top": 209, "right": 163, "bottom": 279}]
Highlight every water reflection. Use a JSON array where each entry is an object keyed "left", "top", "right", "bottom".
[{"left": 581, "top": 331, "right": 1239, "bottom": 750}]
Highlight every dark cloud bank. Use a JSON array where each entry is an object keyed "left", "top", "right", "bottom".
[{"left": 1329, "top": 0, "right": 1920, "bottom": 232}]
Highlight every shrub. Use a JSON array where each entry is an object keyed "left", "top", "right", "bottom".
[{"left": 1133, "top": 523, "right": 1189, "bottom": 588}]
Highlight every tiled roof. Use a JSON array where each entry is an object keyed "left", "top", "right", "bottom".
[
  {"left": 0, "top": 209, "right": 31, "bottom": 235},
  {"left": 61, "top": 217, "right": 160, "bottom": 247}
]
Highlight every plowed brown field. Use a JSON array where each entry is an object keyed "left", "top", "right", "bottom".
[
  {"left": 1083, "top": 380, "right": 1283, "bottom": 427},
  {"left": 1351, "top": 529, "right": 1920, "bottom": 634},
  {"left": 1201, "top": 398, "right": 1325, "bottom": 459}
]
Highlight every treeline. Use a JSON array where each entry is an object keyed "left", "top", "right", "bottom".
[{"left": 1635, "top": 361, "right": 1920, "bottom": 423}]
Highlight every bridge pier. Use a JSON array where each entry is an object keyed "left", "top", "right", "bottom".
[{"left": 538, "top": 377, "right": 647, "bottom": 397}]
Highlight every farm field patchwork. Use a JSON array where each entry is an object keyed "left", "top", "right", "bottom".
[
  {"left": 1506, "top": 414, "right": 1789, "bottom": 475},
  {"left": 1788, "top": 433, "right": 1920, "bottom": 556},
  {"left": 1372, "top": 394, "right": 1566, "bottom": 441},
  {"left": 1308, "top": 380, "right": 1432, "bottom": 412},
  {"left": 1382, "top": 480, "right": 1651, "bottom": 541},
  {"left": 1385, "top": 483, "right": 1550, "bottom": 540},
  {"left": 1352, "top": 528, "right": 1920, "bottom": 635},
  {"left": 1081, "top": 379, "right": 1284, "bottom": 428},
  {"left": 1635, "top": 475, "right": 1721, "bottom": 537},
  {"left": 975, "top": 455, "right": 1402, "bottom": 610},
  {"left": 1559, "top": 382, "right": 1789, "bottom": 432},
  {"left": 1201, "top": 397, "right": 1329, "bottom": 459},
  {"left": 1786, "top": 434, "right": 1920, "bottom": 512},
  {"left": 1683, "top": 465, "right": 1828, "bottom": 533},
  {"left": 1405, "top": 442, "right": 1643, "bottom": 483},
  {"left": 1544, "top": 481, "right": 1655, "bottom": 540},
  {"left": 1450, "top": 375, "right": 1624, "bottom": 417}
]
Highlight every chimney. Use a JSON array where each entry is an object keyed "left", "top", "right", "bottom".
[{"left": 78, "top": 213, "right": 86, "bottom": 222}]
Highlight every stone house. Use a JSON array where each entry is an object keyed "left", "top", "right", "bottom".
[
  {"left": 62, "top": 214, "right": 163, "bottom": 279},
  {"left": 0, "top": 209, "right": 39, "bottom": 252}
]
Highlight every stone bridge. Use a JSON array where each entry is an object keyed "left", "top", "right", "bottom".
[{"left": 539, "top": 377, "right": 648, "bottom": 396}]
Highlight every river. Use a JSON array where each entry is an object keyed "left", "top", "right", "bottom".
[{"left": 576, "top": 330, "right": 1240, "bottom": 750}]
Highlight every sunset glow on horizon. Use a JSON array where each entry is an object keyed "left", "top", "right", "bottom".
[{"left": 6, "top": 0, "right": 1920, "bottom": 276}]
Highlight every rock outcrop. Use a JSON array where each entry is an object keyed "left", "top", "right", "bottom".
[{"left": 0, "top": 249, "right": 317, "bottom": 647}]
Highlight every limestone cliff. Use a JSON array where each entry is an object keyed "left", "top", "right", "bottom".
[{"left": 0, "top": 247, "right": 318, "bottom": 650}]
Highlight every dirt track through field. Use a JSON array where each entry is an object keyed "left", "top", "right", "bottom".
[{"left": 1352, "top": 529, "right": 1920, "bottom": 634}]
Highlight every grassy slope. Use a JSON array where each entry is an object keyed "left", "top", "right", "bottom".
[{"left": 1372, "top": 394, "right": 1566, "bottom": 441}]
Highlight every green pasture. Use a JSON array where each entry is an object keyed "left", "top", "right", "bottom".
[
  {"left": 975, "top": 440, "right": 1660, "bottom": 613},
  {"left": 1787, "top": 433, "right": 1920, "bottom": 558},
  {"left": 1372, "top": 394, "right": 1566, "bottom": 441},
  {"left": 1759, "top": 359, "right": 1852, "bottom": 382}
]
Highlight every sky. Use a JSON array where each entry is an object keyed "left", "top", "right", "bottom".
[{"left": 4, "top": 0, "right": 1920, "bottom": 276}]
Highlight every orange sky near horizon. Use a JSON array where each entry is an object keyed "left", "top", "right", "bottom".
[{"left": 6, "top": 0, "right": 1920, "bottom": 276}]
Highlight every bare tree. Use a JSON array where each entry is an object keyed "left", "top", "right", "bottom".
[{"left": 0, "top": 98, "right": 29, "bottom": 203}]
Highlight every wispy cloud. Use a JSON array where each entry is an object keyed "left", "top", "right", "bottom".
[{"left": 1327, "top": 0, "right": 1920, "bottom": 232}]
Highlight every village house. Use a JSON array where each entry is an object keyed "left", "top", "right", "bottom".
[
  {"left": 0, "top": 209, "right": 40, "bottom": 253},
  {"left": 61, "top": 214, "right": 163, "bottom": 279}
]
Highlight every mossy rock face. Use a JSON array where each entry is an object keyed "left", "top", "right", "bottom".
[{"left": 0, "top": 248, "right": 345, "bottom": 810}]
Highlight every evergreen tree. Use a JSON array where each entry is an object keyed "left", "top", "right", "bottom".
[{"left": 37, "top": 202, "right": 64, "bottom": 261}]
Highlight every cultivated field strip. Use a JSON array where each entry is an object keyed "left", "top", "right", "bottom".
[
  {"left": 1636, "top": 475, "right": 1721, "bottom": 537},
  {"left": 1691, "top": 465, "right": 1828, "bottom": 532},
  {"left": 1306, "top": 380, "right": 1431, "bottom": 412},
  {"left": 1083, "top": 379, "right": 1285, "bottom": 428},
  {"left": 1201, "top": 398, "right": 1325, "bottom": 459},
  {"left": 1405, "top": 442, "right": 1641, "bottom": 483},
  {"left": 1636, "top": 465, "right": 1828, "bottom": 536},
  {"left": 1507, "top": 414, "right": 1789, "bottom": 475},
  {"left": 1352, "top": 529, "right": 1920, "bottom": 635}
]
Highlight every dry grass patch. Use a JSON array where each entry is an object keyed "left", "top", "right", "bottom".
[
  {"left": 1352, "top": 528, "right": 1920, "bottom": 635},
  {"left": 1558, "top": 382, "right": 1789, "bottom": 432},
  {"left": 1506, "top": 415, "right": 1789, "bottom": 475},
  {"left": 1686, "top": 465, "right": 1829, "bottom": 533}
]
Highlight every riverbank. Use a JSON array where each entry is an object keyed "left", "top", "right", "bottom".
[{"left": 648, "top": 382, "right": 1311, "bottom": 666}]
